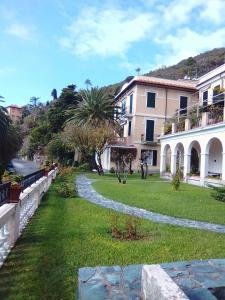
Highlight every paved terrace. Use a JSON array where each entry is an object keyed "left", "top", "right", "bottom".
[{"left": 78, "top": 259, "right": 225, "bottom": 300}]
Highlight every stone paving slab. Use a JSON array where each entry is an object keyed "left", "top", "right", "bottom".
[
  {"left": 76, "top": 175, "right": 225, "bottom": 234},
  {"left": 78, "top": 259, "right": 225, "bottom": 300}
]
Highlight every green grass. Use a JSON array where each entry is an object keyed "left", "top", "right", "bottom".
[
  {"left": 2, "top": 173, "right": 225, "bottom": 299},
  {"left": 90, "top": 173, "right": 225, "bottom": 225}
]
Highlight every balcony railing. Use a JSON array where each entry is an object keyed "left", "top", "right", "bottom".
[
  {"left": 0, "top": 182, "right": 11, "bottom": 206},
  {"left": 19, "top": 169, "right": 45, "bottom": 191},
  {"left": 108, "top": 137, "right": 128, "bottom": 146},
  {"left": 162, "top": 93, "right": 225, "bottom": 135}
]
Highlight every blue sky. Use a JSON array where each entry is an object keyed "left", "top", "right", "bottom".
[{"left": 1, "top": 0, "right": 225, "bottom": 106}]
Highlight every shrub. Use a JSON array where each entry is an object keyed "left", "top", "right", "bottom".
[
  {"left": 78, "top": 163, "right": 90, "bottom": 172},
  {"left": 171, "top": 169, "right": 181, "bottom": 191},
  {"left": 110, "top": 215, "right": 142, "bottom": 240},
  {"left": 56, "top": 182, "right": 76, "bottom": 198},
  {"left": 110, "top": 215, "right": 121, "bottom": 239},
  {"left": 125, "top": 216, "right": 140, "bottom": 240},
  {"left": 109, "top": 167, "right": 115, "bottom": 174},
  {"left": 58, "top": 167, "right": 75, "bottom": 181},
  {"left": 210, "top": 185, "right": 225, "bottom": 202}
]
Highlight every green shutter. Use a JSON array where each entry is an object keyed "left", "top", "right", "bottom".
[{"left": 147, "top": 92, "right": 155, "bottom": 108}]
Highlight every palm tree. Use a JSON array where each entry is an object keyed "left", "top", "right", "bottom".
[
  {"left": 84, "top": 79, "right": 92, "bottom": 89},
  {"left": 68, "top": 87, "right": 119, "bottom": 127},
  {"left": 135, "top": 67, "right": 141, "bottom": 76}
]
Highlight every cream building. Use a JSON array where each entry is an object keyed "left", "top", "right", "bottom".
[
  {"left": 102, "top": 76, "right": 198, "bottom": 172},
  {"left": 160, "top": 63, "right": 225, "bottom": 186},
  {"left": 7, "top": 105, "right": 22, "bottom": 122}
]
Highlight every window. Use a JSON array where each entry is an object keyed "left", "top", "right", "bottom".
[
  {"left": 128, "top": 121, "right": 132, "bottom": 136},
  {"left": 147, "top": 92, "right": 155, "bottom": 108},
  {"left": 180, "top": 96, "right": 188, "bottom": 115},
  {"left": 141, "top": 150, "right": 157, "bottom": 166},
  {"left": 203, "top": 90, "right": 208, "bottom": 106},
  {"left": 129, "top": 94, "right": 133, "bottom": 113},
  {"left": 121, "top": 99, "right": 126, "bottom": 114},
  {"left": 146, "top": 120, "right": 154, "bottom": 141}
]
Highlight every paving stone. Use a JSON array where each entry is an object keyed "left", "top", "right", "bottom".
[{"left": 76, "top": 175, "right": 225, "bottom": 233}]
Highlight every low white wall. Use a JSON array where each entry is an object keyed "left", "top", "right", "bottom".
[{"left": 0, "top": 168, "right": 57, "bottom": 268}]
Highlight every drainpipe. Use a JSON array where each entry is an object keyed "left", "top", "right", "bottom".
[{"left": 164, "top": 88, "right": 168, "bottom": 121}]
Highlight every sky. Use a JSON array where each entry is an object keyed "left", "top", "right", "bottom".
[{"left": 1, "top": 0, "right": 225, "bottom": 106}]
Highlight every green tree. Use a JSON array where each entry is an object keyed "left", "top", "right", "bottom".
[
  {"left": 68, "top": 87, "right": 118, "bottom": 127},
  {"left": 30, "top": 96, "right": 40, "bottom": 107},
  {"left": 0, "top": 109, "right": 22, "bottom": 180},
  {"left": 46, "top": 134, "right": 72, "bottom": 165},
  {"left": 48, "top": 84, "right": 80, "bottom": 133}
]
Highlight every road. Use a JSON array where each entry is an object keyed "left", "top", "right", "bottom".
[{"left": 12, "top": 159, "right": 39, "bottom": 176}]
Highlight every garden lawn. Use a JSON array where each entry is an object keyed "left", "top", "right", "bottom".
[
  {"left": 90, "top": 173, "right": 225, "bottom": 225},
  {"left": 1, "top": 173, "right": 225, "bottom": 300}
]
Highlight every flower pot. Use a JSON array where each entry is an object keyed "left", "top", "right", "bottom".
[
  {"left": 9, "top": 184, "right": 22, "bottom": 203},
  {"left": 44, "top": 169, "right": 49, "bottom": 176}
]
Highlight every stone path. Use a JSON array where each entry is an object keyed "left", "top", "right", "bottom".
[{"left": 76, "top": 175, "right": 225, "bottom": 234}]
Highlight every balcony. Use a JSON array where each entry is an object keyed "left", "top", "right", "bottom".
[
  {"left": 140, "top": 134, "right": 160, "bottom": 145},
  {"left": 162, "top": 94, "right": 225, "bottom": 136},
  {"left": 107, "top": 137, "right": 129, "bottom": 146}
]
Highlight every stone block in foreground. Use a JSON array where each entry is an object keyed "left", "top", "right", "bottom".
[{"left": 142, "top": 264, "right": 189, "bottom": 300}]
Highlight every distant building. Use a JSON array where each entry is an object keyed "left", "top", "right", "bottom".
[
  {"left": 7, "top": 105, "right": 22, "bottom": 122},
  {"left": 102, "top": 76, "right": 198, "bottom": 172}
]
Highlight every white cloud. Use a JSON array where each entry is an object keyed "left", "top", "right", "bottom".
[
  {"left": 155, "top": 27, "right": 225, "bottom": 67},
  {"left": 59, "top": 7, "right": 154, "bottom": 57},
  {"left": 200, "top": 0, "right": 225, "bottom": 25},
  {"left": 4, "top": 23, "right": 34, "bottom": 40},
  {"left": 59, "top": 0, "right": 225, "bottom": 69}
]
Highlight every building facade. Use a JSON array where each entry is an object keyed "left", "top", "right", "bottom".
[
  {"left": 102, "top": 76, "right": 198, "bottom": 172},
  {"left": 160, "top": 64, "right": 225, "bottom": 187},
  {"left": 7, "top": 105, "right": 22, "bottom": 122}
]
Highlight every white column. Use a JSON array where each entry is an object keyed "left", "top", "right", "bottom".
[
  {"left": 183, "top": 153, "right": 191, "bottom": 180},
  {"left": 222, "top": 152, "right": 225, "bottom": 181},
  {"left": 8, "top": 204, "right": 20, "bottom": 246},
  {"left": 160, "top": 154, "right": 166, "bottom": 174},
  {"left": 171, "top": 154, "right": 177, "bottom": 175},
  {"left": 200, "top": 153, "right": 209, "bottom": 186}
]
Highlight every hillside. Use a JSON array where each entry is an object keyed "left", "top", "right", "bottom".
[{"left": 104, "top": 47, "right": 225, "bottom": 95}]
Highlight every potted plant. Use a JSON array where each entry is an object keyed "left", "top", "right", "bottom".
[
  {"left": 44, "top": 160, "right": 50, "bottom": 176},
  {"left": 9, "top": 175, "right": 23, "bottom": 203}
]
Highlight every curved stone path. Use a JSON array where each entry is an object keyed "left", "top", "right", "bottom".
[{"left": 76, "top": 175, "right": 225, "bottom": 234}]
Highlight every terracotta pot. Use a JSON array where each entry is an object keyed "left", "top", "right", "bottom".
[{"left": 9, "top": 185, "right": 22, "bottom": 203}]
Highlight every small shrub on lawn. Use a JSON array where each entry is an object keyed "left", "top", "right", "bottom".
[
  {"left": 171, "top": 169, "right": 182, "bottom": 191},
  {"left": 110, "top": 215, "right": 121, "bottom": 239},
  {"left": 210, "top": 185, "right": 225, "bottom": 202},
  {"left": 110, "top": 215, "right": 143, "bottom": 240},
  {"left": 125, "top": 216, "right": 140, "bottom": 240},
  {"left": 56, "top": 182, "right": 76, "bottom": 198}
]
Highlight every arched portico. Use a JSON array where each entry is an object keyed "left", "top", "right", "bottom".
[
  {"left": 160, "top": 144, "right": 171, "bottom": 173},
  {"left": 187, "top": 141, "right": 201, "bottom": 176},
  {"left": 200, "top": 137, "right": 223, "bottom": 180}
]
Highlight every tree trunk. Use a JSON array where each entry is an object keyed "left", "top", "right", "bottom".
[
  {"left": 96, "top": 153, "right": 104, "bottom": 176},
  {"left": 140, "top": 163, "right": 144, "bottom": 179}
]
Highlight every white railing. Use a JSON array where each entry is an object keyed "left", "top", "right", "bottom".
[{"left": 0, "top": 168, "right": 57, "bottom": 267}]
